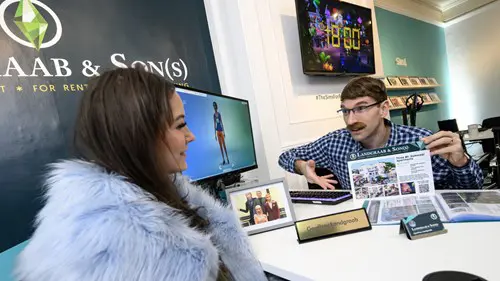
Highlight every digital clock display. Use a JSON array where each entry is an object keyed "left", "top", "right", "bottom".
[{"left": 296, "top": 0, "right": 376, "bottom": 75}]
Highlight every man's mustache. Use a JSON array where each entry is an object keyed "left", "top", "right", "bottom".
[{"left": 347, "top": 122, "right": 367, "bottom": 131}]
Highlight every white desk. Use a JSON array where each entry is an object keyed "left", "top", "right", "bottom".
[
  {"left": 250, "top": 200, "right": 500, "bottom": 281},
  {"left": 462, "top": 129, "right": 494, "bottom": 141}
]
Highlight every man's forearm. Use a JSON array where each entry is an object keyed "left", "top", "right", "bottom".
[
  {"left": 448, "top": 153, "right": 469, "bottom": 168},
  {"left": 294, "top": 160, "right": 306, "bottom": 175}
]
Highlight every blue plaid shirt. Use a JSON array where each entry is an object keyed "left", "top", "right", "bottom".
[{"left": 279, "top": 120, "right": 483, "bottom": 190}]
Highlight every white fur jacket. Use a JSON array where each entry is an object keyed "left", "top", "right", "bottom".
[{"left": 15, "top": 160, "right": 267, "bottom": 281}]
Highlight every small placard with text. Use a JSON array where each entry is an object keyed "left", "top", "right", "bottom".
[
  {"left": 399, "top": 211, "right": 447, "bottom": 240},
  {"left": 294, "top": 208, "right": 371, "bottom": 243}
]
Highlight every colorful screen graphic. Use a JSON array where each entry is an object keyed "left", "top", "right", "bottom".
[
  {"left": 177, "top": 87, "right": 258, "bottom": 181},
  {"left": 295, "top": 0, "right": 375, "bottom": 75}
]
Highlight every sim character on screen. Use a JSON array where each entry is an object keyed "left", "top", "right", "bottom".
[{"left": 213, "top": 101, "right": 229, "bottom": 165}]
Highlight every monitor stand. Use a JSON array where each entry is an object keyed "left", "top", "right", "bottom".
[{"left": 198, "top": 173, "right": 242, "bottom": 203}]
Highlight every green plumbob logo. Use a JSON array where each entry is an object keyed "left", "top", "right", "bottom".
[{"left": 0, "top": 0, "right": 62, "bottom": 50}]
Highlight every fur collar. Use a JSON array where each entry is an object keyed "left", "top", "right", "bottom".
[{"left": 15, "top": 160, "right": 266, "bottom": 281}]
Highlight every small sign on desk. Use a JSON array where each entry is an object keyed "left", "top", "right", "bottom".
[
  {"left": 400, "top": 211, "right": 447, "bottom": 240},
  {"left": 294, "top": 208, "right": 371, "bottom": 243}
]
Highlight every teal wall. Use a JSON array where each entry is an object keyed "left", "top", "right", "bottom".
[
  {"left": 375, "top": 7, "right": 451, "bottom": 133},
  {"left": 0, "top": 241, "right": 27, "bottom": 281}
]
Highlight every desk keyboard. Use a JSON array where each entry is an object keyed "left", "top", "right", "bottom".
[{"left": 289, "top": 190, "right": 352, "bottom": 205}]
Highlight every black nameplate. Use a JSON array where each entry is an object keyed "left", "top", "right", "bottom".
[
  {"left": 294, "top": 208, "right": 372, "bottom": 243},
  {"left": 399, "top": 211, "right": 447, "bottom": 240}
]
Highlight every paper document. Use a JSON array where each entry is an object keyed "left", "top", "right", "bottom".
[
  {"left": 351, "top": 142, "right": 500, "bottom": 225},
  {"left": 347, "top": 142, "right": 434, "bottom": 201},
  {"left": 365, "top": 190, "right": 500, "bottom": 225},
  {"left": 365, "top": 195, "right": 446, "bottom": 225},
  {"left": 436, "top": 190, "right": 500, "bottom": 222}
]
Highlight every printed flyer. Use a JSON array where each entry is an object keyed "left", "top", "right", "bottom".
[{"left": 347, "top": 141, "right": 434, "bottom": 201}]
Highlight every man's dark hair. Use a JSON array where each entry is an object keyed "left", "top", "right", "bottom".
[{"left": 340, "top": 77, "right": 387, "bottom": 103}]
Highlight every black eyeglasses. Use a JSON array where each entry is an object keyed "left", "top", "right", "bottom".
[{"left": 337, "top": 101, "right": 384, "bottom": 116}]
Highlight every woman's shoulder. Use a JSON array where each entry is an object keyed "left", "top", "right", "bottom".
[
  {"left": 16, "top": 160, "right": 218, "bottom": 281},
  {"left": 40, "top": 159, "right": 188, "bottom": 226},
  {"left": 39, "top": 160, "right": 153, "bottom": 215},
  {"left": 28, "top": 160, "right": 210, "bottom": 256}
]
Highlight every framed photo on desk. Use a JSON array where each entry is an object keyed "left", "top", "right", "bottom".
[{"left": 225, "top": 179, "right": 296, "bottom": 235}]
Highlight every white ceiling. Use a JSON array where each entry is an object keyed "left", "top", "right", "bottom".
[
  {"left": 413, "top": 0, "right": 498, "bottom": 21},
  {"left": 376, "top": 0, "right": 498, "bottom": 24},
  {"left": 413, "top": 0, "right": 470, "bottom": 12}
]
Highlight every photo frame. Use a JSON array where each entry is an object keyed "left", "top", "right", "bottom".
[
  {"left": 389, "top": 96, "right": 404, "bottom": 108},
  {"left": 409, "top": 77, "right": 420, "bottom": 86},
  {"left": 402, "top": 95, "right": 417, "bottom": 106},
  {"left": 386, "top": 98, "right": 394, "bottom": 109},
  {"left": 427, "top": 77, "right": 439, "bottom": 85},
  {"left": 418, "top": 77, "right": 429, "bottom": 85},
  {"left": 387, "top": 76, "right": 401, "bottom": 86},
  {"left": 421, "top": 93, "right": 432, "bottom": 103},
  {"left": 398, "top": 76, "right": 411, "bottom": 87},
  {"left": 400, "top": 95, "right": 410, "bottom": 104},
  {"left": 379, "top": 77, "right": 391, "bottom": 87},
  {"left": 429, "top": 93, "right": 441, "bottom": 102},
  {"left": 225, "top": 178, "right": 296, "bottom": 235}
]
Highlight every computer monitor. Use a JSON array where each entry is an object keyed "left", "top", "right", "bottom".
[{"left": 176, "top": 86, "right": 258, "bottom": 182}]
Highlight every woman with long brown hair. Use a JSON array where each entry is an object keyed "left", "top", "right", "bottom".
[{"left": 14, "top": 68, "right": 267, "bottom": 281}]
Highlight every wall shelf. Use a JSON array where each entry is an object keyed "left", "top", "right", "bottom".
[
  {"left": 380, "top": 76, "right": 441, "bottom": 91},
  {"left": 386, "top": 85, "right": 441, "bottom": 90},
  {"left": 389, "top": 101, "right": 441, "bottom": 111}
]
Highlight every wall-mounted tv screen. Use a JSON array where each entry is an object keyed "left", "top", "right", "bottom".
[{"left": 295, "top": 0, "right": 376, "bottom": 76}]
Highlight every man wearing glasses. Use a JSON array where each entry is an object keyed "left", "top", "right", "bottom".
[{"left": 279, "top": 77, "right": 483, "bottom": 190}]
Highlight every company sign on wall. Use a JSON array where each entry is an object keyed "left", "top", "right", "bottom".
[{"left": 0, "top": 0, "right": 220, "bottom": 252}]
